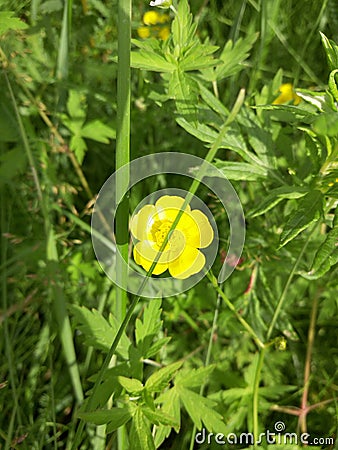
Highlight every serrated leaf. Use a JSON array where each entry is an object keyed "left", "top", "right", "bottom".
[
  {"left": 176, "top": 118, "right": 259, "bottom": 165},
  {"left": 178, "top": 387, "right": 227, "bottom": 433},
  {"left": 77, "top": 407, "right": 132, "bottom": 432},
  {"left": 130, "top": 407, "right": 155, "bottom": 450},
  {"left": 81, "top": 119, "right": 116, "bottom": 143},
  {"left": 249, "top": 186, "right": 308, "bottom": 218},
  {"left": 238, "top": 107, "right": 276, "bottom": 167},
  {"left": 179, "top": 42, "right": 219, "bottom": 71},
  {"left": 136, "top": 299, "right": 162, "bottom": 345},
  {"left": 145, "top": 337, "right": 171, "bottom": 359},
  {"left": 131, "top": 50, "right": 176, "bottom": 72},
  {"left": 145, "top": 361, "right": 183, "bottom": 393},
  {"left": 320, "top": 32, "right": 338, "bottom": 72},
  {"left": 201, "top": 33, "right": 258, "bottom": 82},
  {"left": 142, "top": 407, "right": 179, "bottom": 428},
  {"left": 172, "top": 0, "right": 195, "bottom": 52},
  {"left": 70, "top": 135, "right": 87, "bottom": 164},
  {"left": 279, "top": 190, "right": 323, "bottom": 248},
  {"left": 0, "top": 12, "right": 28, "bottom": 34},
  {"left": 67, "top": 90, "right": 87, "bottom": 120},
  {"left": 213, "top": 161, "right": 268, "bottom": 181},
  {"left": 169, "top": 69, "right": 198, "bottom": 121},
  {"left": 155, "top": 387, "right": 181, "bottom": 444},
  {"left": 302, "top": 227, "right": 338, "bottom": 279},
  {"left": 118, "top": 376, "right": 144, "bottom": 394},
  {"left": 69, "top": 305, "right": 130, "bottom": 358},
  {"left": 175, "top": 365, "right": 215, "bottom": 388},
  {"left": 198, "top": 81, "right": 229, "bottom": 117}
]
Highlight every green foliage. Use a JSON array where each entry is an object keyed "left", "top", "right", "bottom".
[
  {"left": 60, "top": 90, "right": 116, "bottom": 164},
  {"left": 0, "top": 11, "right": 28, "bottom": 34},
  {"left": 1, "top": 1, "right": 338, "bottom": 449}
]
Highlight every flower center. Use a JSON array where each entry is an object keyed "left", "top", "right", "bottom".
[
  {"left": 153, "top": 220, "right": 172, "bottom": 247},
  {"left": 151, "top": 219, "right": 186, "bottom": 261}
]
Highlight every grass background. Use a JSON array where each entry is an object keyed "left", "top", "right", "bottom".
[{"left": 1, "top": 0, "right": 338, "bottom": 448}]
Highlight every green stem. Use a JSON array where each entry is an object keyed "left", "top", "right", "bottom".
[
  {"left": 115, "top": 2, "right": 131, "bottom": 449},
  {"left": 267, "top": 223, "right": 317, "bottom": 341},
  {"left": 299, "top": 289, "right": 320, "bottom": 434},
  {"left": 115, "top": 0, "right": 131, "bottom": 323},
  {"left": 189, "top": 291, "right": 221, "bottom": 450},
  {"left": 208, "top": 272, "right": 265, "bottom": 349},
  {"left": 252, "top": 348, "right": 266, "bottom": 446}
]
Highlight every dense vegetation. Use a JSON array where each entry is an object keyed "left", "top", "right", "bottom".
[{"left": 1, "top": 0, "right": 338, "bottom": 449}]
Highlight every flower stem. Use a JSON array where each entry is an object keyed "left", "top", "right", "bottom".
[
  {"left": 115, "top": 0, "right": 131, "bottom": 324},
  {"left": 207, "top": 272, "right": 265, "bottom": 349}
]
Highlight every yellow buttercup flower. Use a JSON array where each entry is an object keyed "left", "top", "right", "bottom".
[
  {"left": 130, "top": 195, "right": 214, "bottom": 279},
  {"left": 143, "top": 10, "right": 161, "bottom": 25},
  {"left": 137, "top": 26, "right": 151, "bottom": 39},
  {"left": 273, "top": 83, "right": 301, "bottom": 105},
  {"left": 137, "top": 10, "right": 170, "bottom": 40}
]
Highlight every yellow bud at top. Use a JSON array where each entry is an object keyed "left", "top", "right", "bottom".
[{"left": 143, "top": 10, "right": 161, "bottom": 25}]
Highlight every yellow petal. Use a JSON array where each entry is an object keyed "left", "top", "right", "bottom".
[
  {"left": 175, "top": 209, "right": 214, "bottom": 248},
  {"left": 158, "top": 25, "right": 170, "bottom": 40},
  {"left": 137, "top": 26, "right": 151, "bottom": 39},
  {"left": 189, "top": 209, "right": 214, "bottom": 248},
  {"left": 130, "top": 205, "right": 156, "bottom": 241},
  {"left": 273, "top": 83, "right": 301, "bottom": 105},
  {"left": 168, "top": 246, "right": 206, "bottom": 279},
  {"left": 133, "top": 241, "right": 168, "bottom": 275},
  {"left": 155, "top": 196, "right": 190, "bottom": 221},
  {"left": 143, "top": 10, "right": 160, "bottom": 25}
]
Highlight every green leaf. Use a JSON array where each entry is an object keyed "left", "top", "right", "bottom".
[
  {"left": 201, "top": 33, "right": 258, "bottom": 82},
  {"left": 179, "top": 42, "right": 219, "bottom": 72},
  {"left": 145, "top": 337, "right": 171, "bottom": 359},
  {"left": 130, "top": 407, "right": 155, "bottom": 450},
  {"left": 118, "top": 376, "right": 144, "bottom": 394},
  {"left": 67, "top": 90, "right": 87, "bottom": 120},
  {"left": 81, "top": 119, "right": 116, "bottom": 143},
  {"left": 155, "top": 388, "right": 181, "bottom": 447},
  {"left": 70, "top": 135, "right": 87, "bottom": 164},
  {"left": 175, "top": 365, "right": 215, "bottom": 388},
  {"left": 142, "top": 407, "right": 179, "bottom": 428},
  {"left": 249, "top": 186, "right": 308, "bottom": 218},
  {"left": 178, "top": 387, "right": 227, "bottom": 433},
  {"left": 77, "top": 407, "right": 132, "bottom": 432},
  {"left": 213, "top": 161, "right": 268, "bottom": 181},
  {"left": 238, "top": 107, "right": 276, "bottom": 167},
  {"left": 172, "top": 0, "right": 196, "bottom": 52},
  {"left": 0, "top": 11, "right": 28, "bottom": 34},
  {"left": 69, "top": 305, "right": 130, "bottom": 359},
  {"left": 131, "top": 50, "right": 176, "bottom": 72},
  {"left": 176, "top": 118, "right": 258, "bottom": 165},
  {"left": 135, "top": 299, "right": 162, "bottom": 345},
  {"left": 320, "top": 32, "right": 338, "bottom": 71},
  {"left": 301, "top": 226, "right": 338, "bottom": 279},
  {"left": 198, "top": 81, "right": 228, "bottom": 117},
  {"left": 145, "top": 361, "right": 183, "bottom": 393},
  {"left": 312, "top": 112, "right": 338, "bottom": 136},
  {"left": 279, "top": 190, "right": 323, "bottom": 248},
  {"left": 169, "top": 69, "right": 199, "bottom": 121}
]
